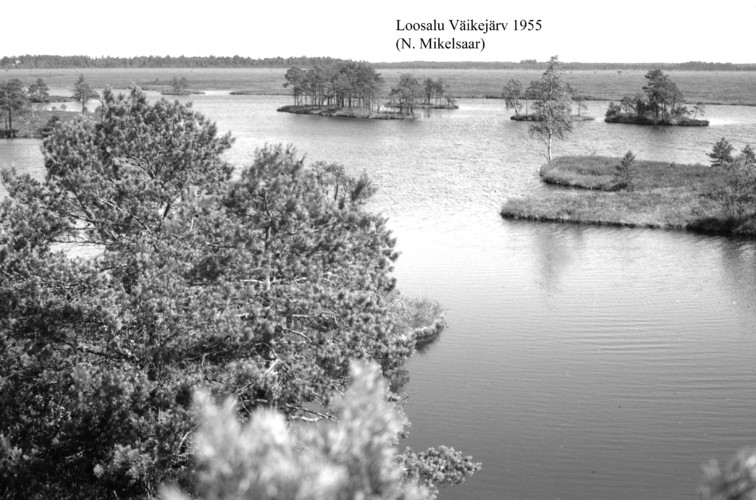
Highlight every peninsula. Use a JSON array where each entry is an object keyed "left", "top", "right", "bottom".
[{"left": 501, "top": 149, "right": 756, "bottom": 237}]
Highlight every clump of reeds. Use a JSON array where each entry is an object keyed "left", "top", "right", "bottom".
[{"left": 387, "top": 292, "right": 446, "bottom": 346}]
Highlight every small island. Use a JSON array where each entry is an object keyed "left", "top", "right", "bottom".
[
  {"left": 502, "top": 78, "right": 595, "bottom": 122},
  {"left": 276, "top": 104, "right": 409, "bottom": 120},
  {"left": 501, "top": 141, "right": 756, "bottom": 236},
  {"left": 604, "top": 69, "right": 709, "bottom": 126},
  {"left": 277, "top": 60, "right": 456, "bottom": 120},
  {"left": 138, "top": 76, "right": 205, "bottom": 96},
  {"left": 510, "top": 113, "right": 594, "bottom": 122}
]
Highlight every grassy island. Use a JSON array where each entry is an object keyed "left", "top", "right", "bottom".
[
  {"left": 605, "top": 112, "right": 708, "bottom": 126},
  {"left": 160, "top": 90, "right": 205, "bottom": 96},
  {"left": 137, "top": 77, "right": 204, "bottom": 96},
  {"left": 415, "top": 102, "right": 459, "bottom": 110},
  {"left": 277, "top": 104, "right": 413, "bottom": 120},
  {"left": 277, "top": 102, "right": 458, "bottom": 119},
  {"left": 501, "top": 155, "right": 756, "bottom": 236},
  {"left": 511, "top": 113, "right": 594, "bottom": 122}
]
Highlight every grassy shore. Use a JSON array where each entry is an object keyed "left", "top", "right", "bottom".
[{"left": 501, "top": 156, "right": 756, "bottom": 236}]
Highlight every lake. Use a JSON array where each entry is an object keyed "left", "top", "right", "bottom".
[{"left": 2, "top": 94, "right": 756, "bottom": 500}]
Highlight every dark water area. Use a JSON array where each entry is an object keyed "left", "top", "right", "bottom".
[{"left": 2, "top": 94, "right": 756, "bottom": 499}]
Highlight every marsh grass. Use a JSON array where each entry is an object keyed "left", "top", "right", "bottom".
[
  {"left": 540, "top": 156, "right": 719, "bottom": 191},
  {"left": 6, "top": 68, "right": 756, "bottom": 104},
  {"left": 503, "top": 156, "right": 756, "bottom": 235},
  {"left": 388, "top": 293, "right": 446, "bottom": 347}
]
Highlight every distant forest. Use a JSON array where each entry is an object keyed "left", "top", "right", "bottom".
[{"left": 2, "top": 55, "right": 755, "bottom": 71}]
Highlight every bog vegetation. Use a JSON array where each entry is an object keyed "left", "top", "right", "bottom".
[
  {"left": 0, "top": 87, "right": 479, "bottom": 498},
  {"left": 501, "top": 137, "right": 756, "bottom": 235}
]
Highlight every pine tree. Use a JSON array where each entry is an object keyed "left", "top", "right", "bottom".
[
  {"left": 0, "top": 87, "right": 475, "bottom": 497},
  {"left": 72, "top": 74, "right": 97, "bottom": 112},
  {"left": 708, "top": 137, "right": 735, "bottom": 167},
  {"left": 0, "top": 79, "right": 29, "bottom": 137}
]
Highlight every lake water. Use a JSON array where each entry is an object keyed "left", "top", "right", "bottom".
[{"left": 2, "top": 95, "right": 756, "bottom": 499}]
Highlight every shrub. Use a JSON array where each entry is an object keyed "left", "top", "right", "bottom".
[
  {"left": 709, "top": 138, "right": 735, "bottom": 167},
  {"left": 700, "top": 447, "right": 756, "bottom": 500},
  {"left": 708, "top": 159, "right": 756, "bottom": 220},
  {"left": 605, "top": 101, "right": 621, "bottom": 118},
  {"left": 614, "top": 151, "right": 637, "bottom": 190},
  {"left": 739, "top": 144, "right": 755, "bottom": 167},
  {"left": 162, "top": 362, "right": 439, "bottom": 500}
]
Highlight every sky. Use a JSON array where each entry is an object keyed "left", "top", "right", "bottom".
[{"left": 3, "top": 0, "right": 756, "bottom": 64}]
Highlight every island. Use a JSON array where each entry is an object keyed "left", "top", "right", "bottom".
[
  {"left": 604, "top": 69, "right": 709, "bottom": 126},
  {"left": 502, "top": 77, "right": 595, "bottom": 122},
  {"left": 277, "top": 104, "right": 410, "bottom": 120},
  {"left": 501, "top": 143, "right": 756, "bottom": 236},
  {"left": 138, "top": 76, "right": 205, "bottom": 96},
  {"left": 510, "top": 113, "right": 594, "bottom": 122},
  {"left": 277, "top": 61, "right": 457, "bottom": 120}
]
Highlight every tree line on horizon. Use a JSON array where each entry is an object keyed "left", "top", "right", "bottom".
[{"left": 2, "top": 54, "right": 755, "bottom": 71}]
